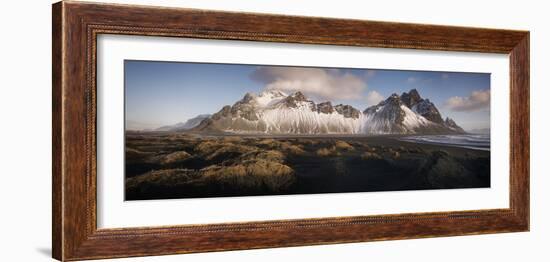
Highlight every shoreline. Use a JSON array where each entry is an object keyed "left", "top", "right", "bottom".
[
  {"left": 126, "top": 130, "right": 486, "bottom": 138},
  {"left": 126, "top": 130, "right": 491, "bottom": 154}
]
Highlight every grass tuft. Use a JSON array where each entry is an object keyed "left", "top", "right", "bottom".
[{"left": 334, "top": 140, "right": 354, "bottom": 151}]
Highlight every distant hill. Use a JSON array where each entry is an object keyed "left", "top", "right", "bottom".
[
  {"left": 155, "top": 114, "right": 211, "bottom": 131},
  {"left": 126, "top": 120, "right": 160, "bottom": 132}
]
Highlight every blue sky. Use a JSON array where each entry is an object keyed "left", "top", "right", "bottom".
[{"left": 125, "top": 60, "right": 490, "bottom": 131}]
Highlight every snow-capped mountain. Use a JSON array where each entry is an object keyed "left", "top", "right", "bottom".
[
  {"left": 193, "top": 89, "right": 464, "bottom": 135},
  {"left": 362, "top": 90, "right": 465, "bottom": 134},
  {"left": 194, "top": 90, "right": 362, "bottom": 134},
  {"left": 156, "top": 114, "right": 211, "bottom": 131},
  {"left": 362, "top": 94, "right": 434, "bottom": 134}
]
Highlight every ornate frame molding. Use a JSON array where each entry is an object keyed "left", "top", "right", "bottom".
[{"left": 53, "top": 1, "right": 529, "bottom": 261}]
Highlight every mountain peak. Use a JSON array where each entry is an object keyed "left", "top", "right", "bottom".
[
  {"left": 386, "top": 93, "right": 403, "bottom": 105},
  {"left": 364, "top": 93, "right": 403, "bottom": 115},
  {"left": 443, "top": 117, "right": 465, "bottom": 132},
  {"left": 409, "top": 88, "right": 421, "bottom": 97},
  {"left": 242, "top": 92, "right": 257, "bottom": 103},
  {"left": 260, "top": 89, "right": 287, "bottom": 97},
  {"left": 317, "top": 101, "right": 334, "bottom": 114},
  {"left": 291, "top": 91, "right": 307, "bottom": 101},
  {"left": 277, "top": 91, "right": 316, "bottom": 110},
  {"left": 334, "top": 104, "right": 360, "bottom": 119},
  {"left": 399, "top": 89, "right": 445, "bottom": 124},
  {"left": 401, "top": 89, "right": 423, "bottom": 108}
]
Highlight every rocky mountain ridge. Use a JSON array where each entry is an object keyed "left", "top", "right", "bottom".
[{"left": 191, "top": 89, "right": 465, "bottom": 135}]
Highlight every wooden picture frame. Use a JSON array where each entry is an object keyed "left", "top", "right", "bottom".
[{"left": 52, "top": 1, "right": 529, "bottom": 261}]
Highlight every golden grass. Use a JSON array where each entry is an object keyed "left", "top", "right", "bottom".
[
  {"left": 126, "top": 168, "right": 198, "bottom": 189},
  {"left": 204, "top": 144, "right": 258, "bottom": 161},
  {"left": 316, "top": 146, "right": 341, "bottom": 157},
  {"left": 254, "top": 150, "right": 285, "bottom": 162},
  {"left": 125, "top": 148, "right": 156, "bottom": 163},
  {"left": 334, "top": 140, "right": 354, "bottom": 151},
  {"left": 127, "top": 158, "right": 296, "bottom": 193},
  {"left": 222, "top": 136, "right": 244, "bottom": 143},
  {"left": 361, "top": 151, "right": 382, "bottom": 160},
  {"left": 194, "top": 140, "right": 221, "bottom": 155},
  {"left": 159, "top": 151, "right": 192, "bottom": 164},
  {"left": 299, "top": 139, "right": 320, "bottom": 146},
  {"left": 256, "top": 138, "right": 278, "bottom": 147},
  {"left": 279, "top": 142, "right": 306, "bottom": 155},
  {"left": 201, "top": 159, "right": 295, "bottom": 191},
  {"left": 125, "top": 147, "right": 151, "bottom": 157},
  {"left": 316, "top": 148, "right": 332, "bottom": 157},
  {"left": 392, "top": 151, "right": 400, "bottom": 159},
  {"left": 255, "top": 139, "right": 305, "bottom": 155}
]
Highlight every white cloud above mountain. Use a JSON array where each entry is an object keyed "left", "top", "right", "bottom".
[
  {"left": 250, "top": 67, "right": 366, "bottom": 100},
  {"left": 445, "top": 89, "right": 490, "bottom": 112},
  {"left": 366, "top": 90, "right": 384, "bottom": 106},
  {"left": 366, "top": 70, "right": 376, "bottom": 78}
]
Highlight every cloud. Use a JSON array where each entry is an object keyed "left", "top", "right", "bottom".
[
  {"left": 407, "top": 76, "right": 432, "bottom": 84},
  {"left": 445, "top": 89, "right": 490, "bottom": 112},
  {"left": 366, "top": 70, "right": 376, "bottom": 78},
  {"left": 366, "top": 90, "right": 384, "bottom": 106},
  {"left": 250, "top": 67, "right": 366, "bottom": 100}
]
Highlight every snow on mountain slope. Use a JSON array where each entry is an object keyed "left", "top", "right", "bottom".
[
  {"left": 401, "top": 105, "right": 432, "bottom": 129},
  {"left": 402, "top": 89, "right": 446, "bottom": 125},
  {"left": 257, "top": 107, "right": 361, "bottom": 134},
  {"left": 196, "top": 91, "right": 361, "bottom": 134},
  {"left": 254, "top": 90, "right": 287, "bottom": 107}
]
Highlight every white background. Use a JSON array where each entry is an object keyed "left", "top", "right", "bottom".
[
  {"left": 98, "top": 35, "right": 509, "bottom": 228},
  {"left": 0, "top": 0, "right": 547, "bottom": 261}
]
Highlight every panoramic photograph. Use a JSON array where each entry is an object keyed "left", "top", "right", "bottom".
[{"left": 124, "top": 60, "right": 491, "bottom": 201}]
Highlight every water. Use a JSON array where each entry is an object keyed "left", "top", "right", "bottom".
[{"left": 399, "top": 134, "right": 490, "bottom": 151}]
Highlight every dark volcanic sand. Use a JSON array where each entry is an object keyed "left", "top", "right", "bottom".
[{"left": 124, "top": 132, "right": 490, "bottom": 200}]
